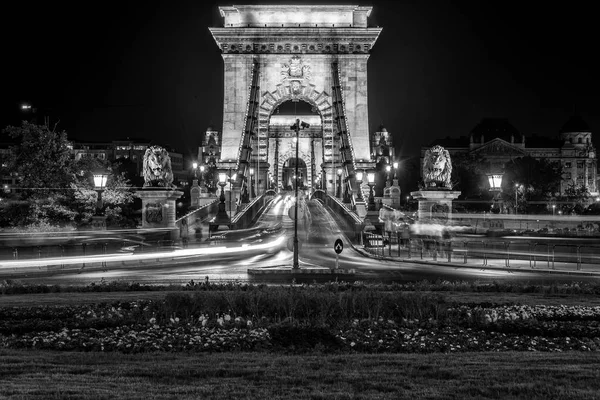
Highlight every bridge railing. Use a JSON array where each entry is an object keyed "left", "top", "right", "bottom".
[
  {"left": 360, "top": 233, "right": 600, "bottom": 272},
  {"left": 229, "top": 190, "right": 277, "bottom": 230},
  {"left": 312, "top": 190, "right": 364, "bottom": 243},
  {"left": 175, "top": 199, "right": 219, "bottom": 242}
]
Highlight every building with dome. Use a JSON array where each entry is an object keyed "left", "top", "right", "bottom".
[{"left": 421, "top": 116, "right": 598, "bottom": 196}]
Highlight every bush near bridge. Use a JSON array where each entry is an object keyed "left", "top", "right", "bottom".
[{"left": 2, "top": 280, "right": 600, "bottom": 354}]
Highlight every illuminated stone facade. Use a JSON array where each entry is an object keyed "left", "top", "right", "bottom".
[{"left": 209, "top": 5, "right": 381, "bottom": 199}]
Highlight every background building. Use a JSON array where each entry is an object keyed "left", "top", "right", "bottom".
[{"left": 421, "top": 115, "right": 598, "bottom": 196}]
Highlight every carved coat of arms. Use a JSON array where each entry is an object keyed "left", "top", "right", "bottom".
[
  {"left": 145, "top": 202, "right": 163, "bottom": 223},
  {"left": 281, "top": 56, "right": 311, "bottom": 95}
]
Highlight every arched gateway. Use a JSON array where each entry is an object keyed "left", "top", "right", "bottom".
[{"left": 209, "top": 4, "right": 381, "bottom": 205}]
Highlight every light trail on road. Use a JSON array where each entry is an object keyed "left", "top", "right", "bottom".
[{"left": 2, "top": 194, "right": 600, "bottom": 286}]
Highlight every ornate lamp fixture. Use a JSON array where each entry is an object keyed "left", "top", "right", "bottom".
[
  {"left": 486, "top": 170, "right": 504, "bottom": 213},
  {"left": 93, "top": 170, "right": 108, "bottom": 215},
  {"left": 355, "top": 170, "right": 364, "bottom": 200},
  {"left": 337, "top": 168, "right": 343, "bottom": 199},
  {"left": 249, "top": 167, "right": 255, "bottom": 199},
  {"left": 367, "top": 170, "right": 376, "bottom": 211}
]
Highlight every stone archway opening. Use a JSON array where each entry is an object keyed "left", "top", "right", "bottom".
[
  {"left": 282, "top": 157, "right": 308, "bottom": 191},
  {"left": 268, "top": 98, "right": 322, "bottom": 192},
  {"left": 274, "top": 99, "right": 316, "bottom": 115}
]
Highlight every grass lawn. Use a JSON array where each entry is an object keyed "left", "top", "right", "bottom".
[{"left": 1, "top": 349, "right": 600, "bottom": 399}]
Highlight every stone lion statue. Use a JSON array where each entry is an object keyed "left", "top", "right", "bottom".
[
  {"left": 143, "top": 145, "right": 174, "bottom": 188},
  {"left": 422, "top": 145, "right": 452, "bottom": 189}
]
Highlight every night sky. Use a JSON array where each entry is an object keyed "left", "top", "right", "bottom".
[{"left": 2, "top": 1, "right": 598, "bottom": 167}]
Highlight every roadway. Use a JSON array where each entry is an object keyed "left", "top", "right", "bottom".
[{"left": 1, "top": 194, "right": 600, "bottom": 286}]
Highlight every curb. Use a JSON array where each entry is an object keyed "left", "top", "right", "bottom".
[{"left": 248, "top": 266, "right": 355, "bottom": 276}]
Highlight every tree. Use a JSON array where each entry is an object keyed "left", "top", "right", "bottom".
[
  {"left": 3, "top": 121, "right": 75, "bottom": 200},
  {"left": 502, "top": 156, "right": 562, "bottom": 213},
  {"left": 560, "top": 182, "right": 591, "bottom": 215},
  {"left": 1, "top": 122, "right": 78, "bottom": 228},
  {"left": 1, "top": 122, "right": 137, "bottom": 229},
  {"left": 450, "top": 152, "right": 490, "bottom": 211}
]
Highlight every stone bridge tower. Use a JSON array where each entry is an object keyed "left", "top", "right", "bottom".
[{"left": 209, "top": 5, "right": 381, "bottom": 203}]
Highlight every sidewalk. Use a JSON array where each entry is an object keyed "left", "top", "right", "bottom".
[{"left": 352, "top": 244, "right": 600, "bottom": 277}]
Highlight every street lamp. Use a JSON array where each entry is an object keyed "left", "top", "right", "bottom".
[
  {"left": 93, "top": 170, "right": 108, "bottom": 213},
  {"left": 91, "top": 169, "right": 108, "bottom": 230},
  {"left": 199, "top": 165, "right": 205, "bottom": 186},
  {"left": 249, "top": 167, "right": 255, "bottom": 199},
  {"left": 367, "top": 170, "right": 376, "bottom": 211},
  {"left": 192, "top": 162, "right": 198, "bottom": 179},
  {"left": 213, "top": 172, "right": 230, "bottom": 224},
  {"left": 393, "top": 161, "right": 399, "bottom": 179},
  {"left": 218, "top": 172, "right": 227, "bottom": 203},
  {"left": 355, "top": 170, "right": 364, "bottom": 200},
  {"left": 552, "top": 204, "right": 556, "bottom": 216},
  {"left": 290, "top": 118, "right": 310, "bottom": 270},
  {"left": 486, "top": 171, "right": 504, "bottom": 214},
  {"left": 93, "top": 170, "right": 108, "bottom": 215},
  {"left": 385, "top": 164, "right": 391, "bottom": 186},
  {"left": 514, "top": 183, "right": 522, "bottom": 215},
  {"left": 337, "top": 168, "right": 343, "bottom": 199}
]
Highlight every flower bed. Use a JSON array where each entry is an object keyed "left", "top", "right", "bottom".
[{"left": 2, "top": 289, "right": 600, "bottom": 353}]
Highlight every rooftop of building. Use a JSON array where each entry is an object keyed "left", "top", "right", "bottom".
[
  {"left": 560, "top": 114, "right": 591, "bottom": 133},
  {"left": 470, "top": 117, "right": 524, "bottom": 143}
]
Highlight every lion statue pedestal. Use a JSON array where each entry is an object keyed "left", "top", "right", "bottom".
[
  {"left": 410, "top": 189, "right": 461, "bottom": 221},
  {"left": 136, "top": 189, "right": 184, "bottom": 230},
  {"left": 135, "top": 145, "right": 184, "bottom": 231},
  {"left": 411, "top": 145, "right": 461, "bottom": 221}
]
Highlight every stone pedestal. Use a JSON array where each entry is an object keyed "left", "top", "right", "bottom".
[
  {"left": 383, "top": 179, "right": 401, "bottom": 209},
  {"left": 135, "top": 189, "right": 184, "bottom": 229},
  {"left": 91, "top": 215, "right": 107, "bottom": 230},
  {"left": 190, "top": 179, "right": 201, "bottom": 208},
  {"left": 410, "top": 190, "right": 461, "bottom": 221}
]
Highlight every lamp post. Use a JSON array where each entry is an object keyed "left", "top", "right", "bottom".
[
  {"left": 192, "top": 162, "right": 198, "bottom": 179},
  {"left": 199, "top": 165, "right": 205, "bottom": 187},
  {"left": 385, "top": 164, "right": 391, "bottom": 186},
  {"left": 486, "top": 171, "right": 504, "bottom": 214},
  {"left": 552, "top": 204, "right": 556, "bottom": 216},
  {"left": 249, "top": 167, "right": 255, "bottom": 199},
  {"left": 92, "top": 170, "right": 108, "bottom": 230},
  {"left": 367, "top": 170, "right": 376, "bottom": 211},
  {"left": 290, "top": 118, "right": 310, "bottom": 270},
  {"left": 209, "top": 171, "right": 231, "bottom": 235},
  {"left": 355, "top": 170, "right": 364, "bottom": 200},
  {"left": 337, "top": 168, "right": 343, "bottom": 199},
  {"left": 218, "top": 172, "right": 227, "bottom": 206},
  {"left": 93, "top": 171, "right": 108, "bottom": 215},
  {"left": 393, "top": 161, "right": 399, "bottom": 180},
  {"left": 228, "top": 170, "right": 236, "bottom": 219},
  {"left": 514, "top": 183, "right": 521, "bottom": 215}
]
